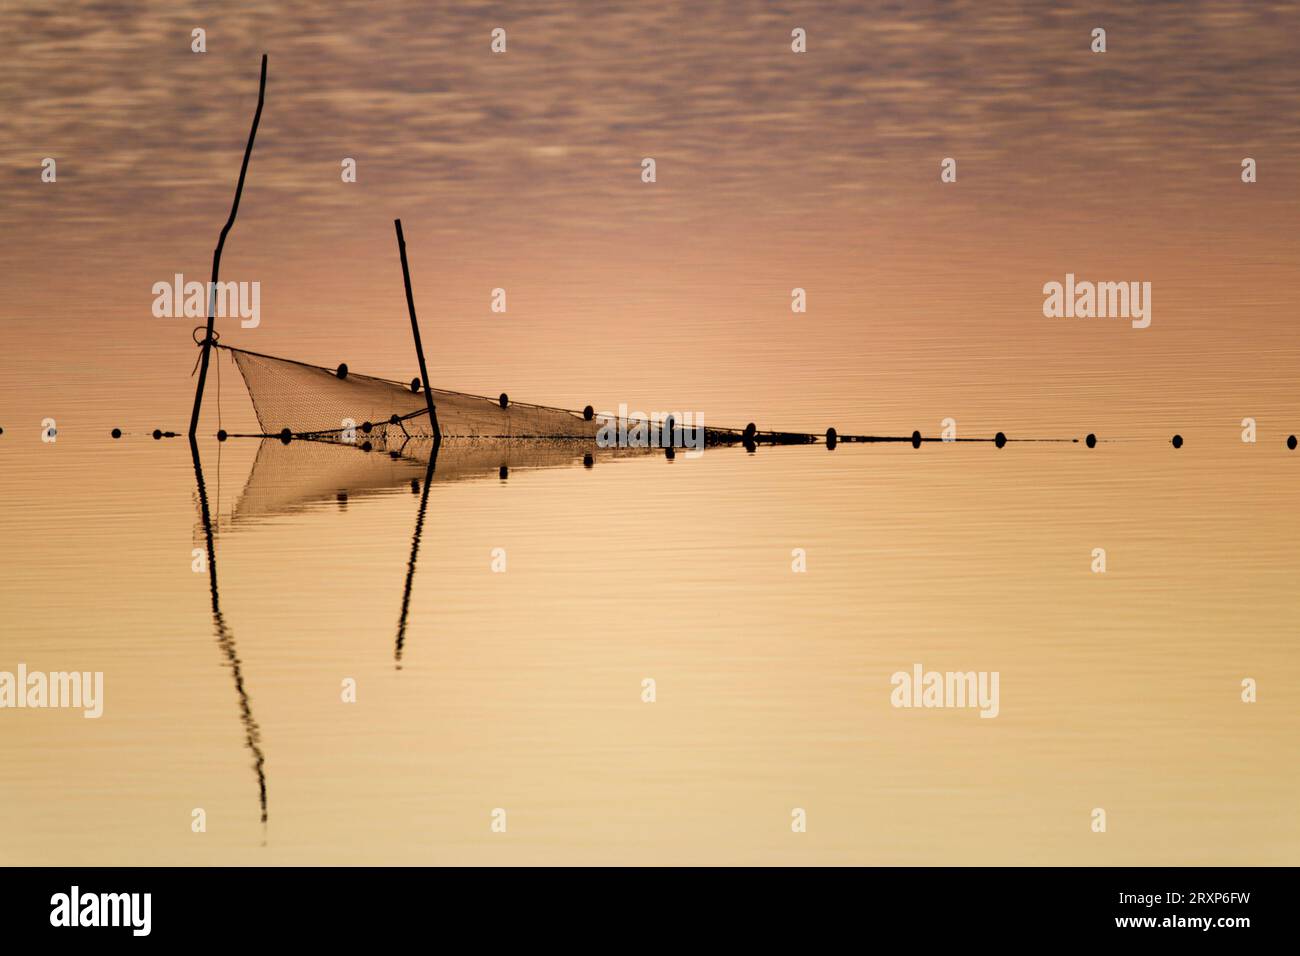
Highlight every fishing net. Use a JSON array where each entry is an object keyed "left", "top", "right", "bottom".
[
  {"left": 212, "top": 342, "right": 814, "bottom": 448},
  {"left": 219, "top": 345, "right": 599, "bottom": 441}
]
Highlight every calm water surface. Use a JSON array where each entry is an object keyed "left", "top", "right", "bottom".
[
  {"left": 1, "top": 370, "right": 1296, "bottom": 864},
  {"left": 3, "top": 0, "right": 1300, "bottom": 868}
]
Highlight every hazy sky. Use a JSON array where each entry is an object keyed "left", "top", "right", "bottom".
[
  {"left": 2, "top": 0, "right": 1299, "bottom": 432},
  {"left": 6, "top": 1, "right": 1299, "bottom": 253}
]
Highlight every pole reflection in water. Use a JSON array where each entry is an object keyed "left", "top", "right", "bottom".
[
  {"left": 395, "top": 441, "right": 438, "bottom": 667},
  {"left": 189, "top": 436, "right": 269, "bottom": 827}
]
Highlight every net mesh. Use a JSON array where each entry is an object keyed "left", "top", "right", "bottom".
[{"left": 222, "top": 345, "right": 600, "bottom": 441}]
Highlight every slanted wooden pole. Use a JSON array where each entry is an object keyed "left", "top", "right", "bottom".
[
  {"left": 189, "top": 54, "right": 268, "bottom": 438},
  {"left": 394, "top": 219, "right": 441, "bottom": 444}
]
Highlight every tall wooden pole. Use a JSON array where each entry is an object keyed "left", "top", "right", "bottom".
[
  {"left": 394, "top": 219, "right": 441, "bottom": 444},
  {"left": 189, "top": 54, "right": 268, "bottom": 438}
]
